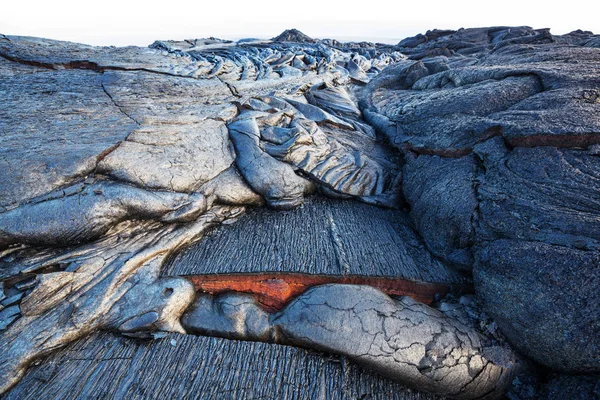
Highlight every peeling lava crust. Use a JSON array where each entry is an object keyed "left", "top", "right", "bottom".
[{"left": 1, "top": 27, "right": 599, "bottom": 399}]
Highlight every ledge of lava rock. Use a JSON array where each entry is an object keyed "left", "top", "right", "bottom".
[{"left": 0, "top": 27, "right": 599, "bottom": 399}]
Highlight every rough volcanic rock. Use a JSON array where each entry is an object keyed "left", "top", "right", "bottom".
[
  {"left": 475, "top": 140, "right": 600, "bottom": 251},
  {"left": 94, "top": 70, "right": 237, "bottom": 192},
  {"left": 0, "top": 35, "right": 206, "bottom": 77},
  {"left": 475, "top": 239, "right": 600, "bottom": 373},
  {"left": 395, "top": 26, "right": 554, "bottom": 59},
  {"left": 472, "top": 140, "right": 600, "bottom": 372},
  {"left": 360, "top": 28, "right": 600, "bottom": 374},
  {"left": 164, "top": 196, "right": 466, "bottom": 284},
  {"left": 538, "top": 373, "right": 600, "bottom": 400},
  {"left": 228, "top": 89, "right": 402, "bottom": 208},
  {"left": 228, "top": 116, "right": 316, "bottom": 210},
  {"left": 2, "top": 25, "right": 600, "bottom": 399},
  {"left": 368, "top": 71, "right": 543, "bottom": 152},
  {"left": 5, "top": 331, "right": 443, "bottom": 400},
  {"left": 150, "top": 32, "right": 403, "bottom": 88},
  {"left": 402, "top": 153, "right": 478, "bottom": 270},
  {"left": 0, "top": 180, "right": 209, "bottom": 249},
  {"left": 183, "top": 286, "right": 522, "bottom": 399},
  {"left": 98, "top": 118, "right": 234, "bottom": 192},
  {"left": 363, "top": 40, "right": 600, "bottom": 155},
  {"left": 0, "top": 58, "right": 136, "bottom": 210},
  {"left": 0, "top": 206, "right": 242, "bottom": 392},
  {"left": 272, "top": 29, "right": 316, "bottom": 43}
]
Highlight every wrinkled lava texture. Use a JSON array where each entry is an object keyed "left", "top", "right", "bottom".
[{"left": 1, "top": 26, "right": 599, "bottom": 399}]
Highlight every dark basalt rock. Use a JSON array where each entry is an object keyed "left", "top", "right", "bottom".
[
  {"left": 95, "top": 71, "right": 236, "bottom": 192},
  {"left": 359, "top": 28, "right": 600, "bottom": 375},
  {"left": 364, "top": 36, "right": 600, "bottom": 155},
  {"left": 538, "top": 373, "right": 600, "bottom": 400},
  {"left": 182, "top": 292, "right": 272, "bottom": 340},
  {"left": 0, "top": 181, "right": 208, "bottom": 249},
  {"left": 0, "top": 35, "right": 204, "bottom": 76},
  {"left": 228, "top": 89, "right": 402, "bottom": 208},
  {"left": 395, "top": 26, "right": 555, "bottom": 58},
  {"left": 475, "top": 240, "right": 600, "bottom": 373},
  {"left": 475, "top": 141, "right": 600, "bottom": 252},
  {"left": 402, "top": 153, "right": 478, "bottom": 270},
  {"left": 272, "top": 29, "right": 316, "bottom": 43},
  {"left": 472, "top": 141, "right": 600, "bottom": 373},
  {"left": 164, "top": 196, "right": 466, "bottom": 284}
]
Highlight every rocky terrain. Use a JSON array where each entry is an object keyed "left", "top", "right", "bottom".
[{"left": 0, "top": 27, "right": 599, "bottom": 398}]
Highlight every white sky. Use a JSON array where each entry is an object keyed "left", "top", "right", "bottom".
[{"left": 1, "top": 0, "right": 597, "bottom": 46}]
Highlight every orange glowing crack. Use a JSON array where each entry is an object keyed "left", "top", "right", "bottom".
[{"left": 184, "top": 273, "right": 471, "bottom": 312}]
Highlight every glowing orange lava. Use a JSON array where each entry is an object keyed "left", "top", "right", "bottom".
[{"left": 185, "top": 273, "right": 470, "bottom": 312}]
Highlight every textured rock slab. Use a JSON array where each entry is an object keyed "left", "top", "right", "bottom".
[
  {"left": 150, "top": 35, "right": 404, "bottom": 97},
  {"left": 473, "top": 46, "right": 600, "bottom": 147},
  {"left": 476, "top": 142, "right": 600, "bottom": 251},
  {"left": 164, "top": 196, "right": 466, "bottom": 284},
  {"left": 395, "top": 26, "right": 555, "bottom": 59},
  {"left": 182, "top": 286, "right": 521, "bottom": 399},
  {"left": 4, "top": 331, "right": 441, "bottom": 400},
  {"left": 473, "top": 141, "right": 600, "bottom": 372},
  {"left": 0, "top": 180, "right": 209, "bottom": 249},
  {"left": 402, "top": 154, "right": 478, "bottom": 270},
  {"left": 228, "top": 116, "right": 316, "bottom": 210},
  {"left": 371, "top": 73, "right": 542, "bottom": 151},
  {"left": 474, "top": 239, "right": 600, "bottom": 373},
  {"left": 0, "top": 35, "right": 205, "bottom": 77},
  {"left": 538, "top": 373, "right": 600, "bottom": 400},
  {"left": 273, "top": 285, "right": 520, "bottom": 399},
  {"left": 363, "top": 43, "right": 600, "bottom": 154},
  {"left": 0, "top": 58, "right": 136, "bottom": 210},
  {"left": 96, "top": 70, "right": 236, "bottom": 192},
  {"left": 98, "top": 70, "right": 235, "bottom": 124},
  {"left": 99, "top": 119, "right": 234, "bottom": 192}
]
